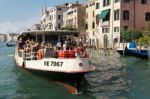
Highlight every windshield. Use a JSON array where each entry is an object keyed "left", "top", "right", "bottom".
[{"left": 45, "top": 35, "right": 58, "bottom": 45}]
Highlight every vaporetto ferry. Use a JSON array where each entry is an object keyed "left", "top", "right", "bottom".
[{"left": 13, "top": 30, "right": 96, "bottom": 92}]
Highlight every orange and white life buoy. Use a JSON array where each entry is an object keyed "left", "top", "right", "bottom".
[
  {"left": 37, "top": 49, "right": 44, "bottom": 60},
  {"left": 75, "top": 47, "right": 87, "bottom": 58},
  {"left": 80, "top": 48, "right": 86, "bottom": 58}
]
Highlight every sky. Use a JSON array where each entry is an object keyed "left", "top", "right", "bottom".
[{"left": 0, "top": 0, "right": 85, "bottom": 33}]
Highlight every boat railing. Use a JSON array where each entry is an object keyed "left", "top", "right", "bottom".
[
  {"left": 18, "top": 50, "right": 24, "bottom": 58},
  {"left": 57, "top": 50, "right": 86, "bottom": 59},
  {"left": 42, "top": 47, "right": 86, "bottom": 59},
  {"left": 24, "top": 51, "right": 38, "bottom": 61},
  {"left": 22, "top": 48, "right": 87, "bottom": 61}
]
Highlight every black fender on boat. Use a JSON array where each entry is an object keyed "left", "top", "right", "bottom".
[{"left": 22, "top": 61, "right": 25, "bottom": 68}]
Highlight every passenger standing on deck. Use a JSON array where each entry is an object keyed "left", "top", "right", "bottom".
[
  {"left": 47, "top": 43, "right": 52, "bottom": 48},
  {"left": 18, "top": 37, "right": 24, "bottom": 50},
  {"left": 29, "top": 39, "right": 35, "bottom": 46},
  {"left": 63, "top": 41, "right": 68, "bottom": 50},
  {"left": 37, "top": 42, "right": 45, "bottom": 60},
  {"left": 25, "top": 38, "right": 30, "bottom": 45},
  {"left": 31, "top": 42, "right": 40, "bottom": 60},
  {"left": 67, "top": 39, "right": 72, "bottom": 50},
  {"left": 25, "top": 44, "right": 31, "bottom": 60},
  {"left": 56, "top": 41, "right": 62, "bottom": 50}
]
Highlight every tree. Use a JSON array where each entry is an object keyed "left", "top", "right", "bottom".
[
  {"left": 144, "top": 22, "right": 150, "bottom": 37},
  {"left": 61, "top": 25, "right": 77, "bottom": 31},
  {"left": 138, "top": 36, "right": 148, "bottom": 46},
  {"left": 143, "top": 22, "right": 150, "bottom": 48},
  {"left": 122, "top": 30, "right": 131, "bottom": 40},
  {"left": 122, "top": 29, "right": 142, "bottom": 41},
  {"left": 130, "top": 29, "right": 142, "bottom": 39}
]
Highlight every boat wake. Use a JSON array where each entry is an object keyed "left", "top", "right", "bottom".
[{"left": 7, "top": 54, "right": 13, "bottom": 57}]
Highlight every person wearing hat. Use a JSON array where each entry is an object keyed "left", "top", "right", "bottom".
[{"left": 18, "top": 37, "right": 25, "bottom": 50}]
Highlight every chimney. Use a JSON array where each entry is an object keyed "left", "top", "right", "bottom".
[{"left": 65, "top": 3, "right": 68, "bottom": 6}]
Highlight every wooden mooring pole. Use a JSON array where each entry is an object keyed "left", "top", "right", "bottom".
[
  {"left": 123, "top": 39, "right": 125, "bottom": 57},
  {"left": 148, "top": 37, "right": 150, "bottom": 60}
]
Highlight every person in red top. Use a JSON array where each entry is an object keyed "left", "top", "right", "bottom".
[{"left": 25, "top": 44, "right": 31, "bottom": 60}]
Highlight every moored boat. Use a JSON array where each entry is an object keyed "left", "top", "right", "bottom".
[
  {"left": 116, "top": 41, "right": 149, "bottom": 59},
  {"left": 117, "top": 48, "right": 148, "bottom": 59},
  {"left": 13, "top": 30, "right": 96, "bottom": 92}
]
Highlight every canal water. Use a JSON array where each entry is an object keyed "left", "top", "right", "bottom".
[{"left": 0, "top": 43, "right": 150, "bottom": 99}]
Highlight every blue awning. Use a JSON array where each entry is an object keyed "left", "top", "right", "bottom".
[
  {"left": 129, "top": 41, "right": 136, "bottom": 48},
  {"left": 100, "top": 9, "right": 110, "bottom": 19}
]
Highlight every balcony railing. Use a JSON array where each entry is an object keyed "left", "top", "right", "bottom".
[{"left": 100, "top": 21, "right": 110, "bottom": 27}]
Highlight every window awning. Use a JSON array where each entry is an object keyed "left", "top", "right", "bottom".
[{"left": 100, "top": 9, "right": 110, "bottom": 19}]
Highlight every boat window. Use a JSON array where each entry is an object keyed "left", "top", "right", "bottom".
[
  {"left": 45, "top": 35, "right": 58, "bottom": 45},
  {"left": 18, "top": 50, "right": 23, "bottom": 57},
  {"left": 37, "top": 35, "right": 42, "bottom": 42}
]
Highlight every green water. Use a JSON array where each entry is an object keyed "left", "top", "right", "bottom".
[{"left": 0, "top": 44, "right": 150, "bottom": 99}]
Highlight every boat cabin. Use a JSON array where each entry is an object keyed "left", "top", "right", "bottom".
[{"left": 17, "top": 30, "right": 86, "bottom": 60}]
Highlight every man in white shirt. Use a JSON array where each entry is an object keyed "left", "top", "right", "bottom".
[
  {"left": 63, "top": 41, "right": 68, "bottom": 50},
  {"left": 56, "top": 42, "right": 61, "bottom": 47}
]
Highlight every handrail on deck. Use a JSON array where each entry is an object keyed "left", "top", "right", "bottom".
[{"left": 24, "top": 51, "right": 38, "bottom": 60}]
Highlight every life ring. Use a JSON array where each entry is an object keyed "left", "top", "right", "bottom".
[
  {"left": 75, "top": 48, "right": 86, "bottom": 58},
  {"left": 37, "top": 49, "right": 44, "bottom": 60},
  {"left": 81, "top": 48, "right": 86, "bottom": 58}
]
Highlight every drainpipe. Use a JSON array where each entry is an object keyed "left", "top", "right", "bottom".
[
  {"left": 111, "top": 0, "right": 114, "bottom": 49},
  {"left": 133, "top": 0, "right": 135, "bottom": 28}
]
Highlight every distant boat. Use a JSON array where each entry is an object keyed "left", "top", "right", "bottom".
[
  {"left": 6, "top": 41, "right": 16, "bottom": 47},
  {"left": 116, "top": 41, "right": 149, "bottom": 59}
]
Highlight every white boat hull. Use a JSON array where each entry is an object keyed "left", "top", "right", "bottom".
[
  {"left": 14, "top": 30, "right": 96, "bottom": 92},
  {"left": 14, "top": 55, "right": 95, "bottom": 74},
  {"left": 14, "top": 50, "right": 95, "bottom": 92}
]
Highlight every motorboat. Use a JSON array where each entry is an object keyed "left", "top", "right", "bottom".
[
  {"left": 116, "top": 41, "right": 149, "bottom": 59},
  {"left": 13, "top": 30, "right": 96, "bottom": 92},
  {"left": 6, "top": 40, "right": 16, "bottom": 47}
]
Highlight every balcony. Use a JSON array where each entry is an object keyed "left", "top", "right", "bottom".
[{"left": 100, "top": 21, "right": 110, "bottom": 27}]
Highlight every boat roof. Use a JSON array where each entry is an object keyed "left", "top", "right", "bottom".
[{"left": 20, "top": 30, "right": 79, "bottom": 36}]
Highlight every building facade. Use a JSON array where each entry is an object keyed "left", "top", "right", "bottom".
[
  {"left": 6, "top": 33, "right": 18, "bottom": 42},
  {"left": 0, "top": 33, "right": 18, "bottom": 42},
  {"left": 86, "top": 0, "right": 101, "bottom": 48},
  {"left": 41, "top": 4, "right": 68, "bottom": 30},
  {"left": 86, "top": 0, "right": 150, "bottom": 49},
  {"left": 30, "top": 24, "right": 41, "bottom": 31},
  {"left": 98, "top": 0, "right": 121, "bottom": 49},
  {"left": 0, "top": 34, "right": 5, "bottom": 42},
  {"left": 63, "top": 2, "right": 86, "bottom": 41}
]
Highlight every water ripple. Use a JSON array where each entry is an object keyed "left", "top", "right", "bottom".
[
  {"left": 84, "top": 50, "right": 131, "bottom": 98},
  {"left": 1, "top": 46, "right": 150, "bottom": 99}
]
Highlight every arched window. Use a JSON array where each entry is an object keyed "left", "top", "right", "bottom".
[
  {"left": 114, "top": 38, "right": 118, "bottom": 43},
  {"left": 103, "top": 34, "right": 109, "bottom": 48},
  {"left": 93, "top": 11, "right": 95, "bottom": 17},
  {"left": 92, "top": 21, "right": 95, "bottom": 29},
  {"left": 92, "top": 39, "right": 95, "bottom": 47}
]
